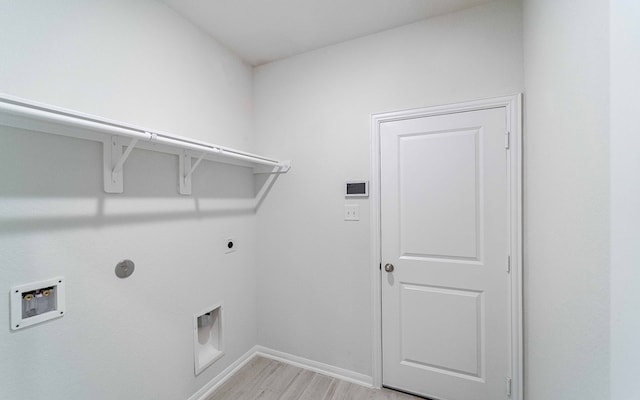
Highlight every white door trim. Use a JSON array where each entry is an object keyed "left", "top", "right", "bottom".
[{"left": 370, "top": 94, "right": 523, "bottom": 400}]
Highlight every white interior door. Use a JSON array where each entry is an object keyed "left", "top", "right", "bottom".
[{"left": 380, "top": 107, "right": 511, "bottom": 400}]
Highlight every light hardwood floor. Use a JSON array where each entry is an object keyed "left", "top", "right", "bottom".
[{"left": 206, "top": 356, "right": 424, "bottom": 400}]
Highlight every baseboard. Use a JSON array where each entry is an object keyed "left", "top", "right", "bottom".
[
  {"left": 188, "top": 345, "right": 258, "bottom": 400},
  {"left": 254, "top": 346, "right": 374, "bottom": 388},
  {"left": 189, "top": 345, "right": 374, "bottom": 400}
]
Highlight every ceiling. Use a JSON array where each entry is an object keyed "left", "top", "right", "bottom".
[{"left": 162, "top": 0, "right": 492, "bottom": 66}]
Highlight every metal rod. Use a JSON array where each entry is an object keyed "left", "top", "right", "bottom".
[
  {"left": 113, "top": 138, "right": 139, "bottom": 175},
  {"left": 0, "top": 98, "right": 152, "bottom": 141},
  {"left": 0, "top": 94, "right": 288, "bottom": 170},
  {"left": 149, "top": 135, "right": 283, "bottom": 167},
  {"left": 219, "top": 149, "right": 282, "bottom": 167}
]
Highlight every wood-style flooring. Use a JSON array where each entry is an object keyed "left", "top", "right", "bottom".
[{"left": 206, "top": 356, "right": 423, "bottom": 400}]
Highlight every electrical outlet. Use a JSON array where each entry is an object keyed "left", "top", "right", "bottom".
[
  {"left": 225, "top": 238, "right": 237, "bottom": 253},
  {"left": 344, "top": 204, "right": 359, "bottom": 221}
]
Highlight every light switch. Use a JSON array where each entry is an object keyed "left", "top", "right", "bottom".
[{"left": 344, "top": 204, "right": 360, "bottom": 221}]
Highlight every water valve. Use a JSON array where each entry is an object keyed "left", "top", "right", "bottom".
[{"left": 21, "top": 286, "right": 56, "bottom": 319}]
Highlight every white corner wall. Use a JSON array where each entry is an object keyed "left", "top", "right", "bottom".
[
  {"left": 253, "top": 0, "right": 523, "bottom": 378},
  {"left": 611, "top": 1, "right": 640, "bottom": 399},
  {"left": 0, "top": 1, "right": 258, "bottom": 400},
  {"left": 523, "top": 0, "right": 610, "bottom": 399}
]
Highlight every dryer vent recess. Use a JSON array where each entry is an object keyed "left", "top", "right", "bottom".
[{"left": 194, "top": 304, "right": 223, "bottom": 375}]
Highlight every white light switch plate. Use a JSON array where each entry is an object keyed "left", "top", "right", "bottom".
[{"left": 344, "top": 204, "right": 360, "bottom": 221}]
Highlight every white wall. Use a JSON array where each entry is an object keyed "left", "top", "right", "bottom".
[
  {"left": 0, "top": 1, "right": 258, "bottom": 399},
  {"left": 523, "top": 0, "right": 610, "bottom": 399},
  {"left": 1, "top": 1, "right": 624, "bottom": 399},
  {"left": 611, "top": 1, "right": 640, "bottom": 399},
  {"left": 0, "top": 0, "right": 253, "bottom": 150},
  {"left": 253, "top": 0, "right": 523, "bottom": 377}
]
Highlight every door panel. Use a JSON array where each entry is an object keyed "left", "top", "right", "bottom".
[
  {"left": 400, "top": 284, "right": 483, "bottom": 377},
  {"left": 381, "top": 107, "right": 509, "bottom": 400},
  {"left": 399, "top": 129, "right": 479, "bottom": 259}
]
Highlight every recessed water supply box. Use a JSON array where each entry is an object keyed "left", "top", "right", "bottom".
[
  {"left": 193, "top": 304, "right": 223, "bottom": 375},
  {"left": 11, "top": 277, "right": 66, "bottom": 330}
]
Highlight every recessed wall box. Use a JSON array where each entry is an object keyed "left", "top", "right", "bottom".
[
  {"left": 193, "top": 304, "right": 223, "bottom": 375},
  {"left": 11, "top": 277, "right": 65, "bottom": 330},
  {"left": 345, "top": 181, "right": 369, "bottom": 197}
]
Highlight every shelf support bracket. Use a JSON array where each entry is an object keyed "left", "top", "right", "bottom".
[
  {"left": 112, "top": 138, "right": 139, "bottom": 176},
  {"left": 104, "top": 136, "right": 138, "bottom": 193},
  {"left": 179, "top": 151, "right": 205, "bottom": 195}
]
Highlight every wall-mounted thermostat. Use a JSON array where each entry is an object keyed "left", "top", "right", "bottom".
[
  {"left": 345, "top": 181, "right": 368, "bottom": 197},
  {"left": 10, "top": 277, "right": 66, "bottom": 330}
]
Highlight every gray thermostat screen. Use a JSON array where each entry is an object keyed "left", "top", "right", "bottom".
[{"left": 347, "top": 182, "right": 366, "bottom": 194}]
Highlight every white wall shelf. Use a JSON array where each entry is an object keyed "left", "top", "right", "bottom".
[{"left": 0, "top": 94, "right": 291, "bottom": 194}]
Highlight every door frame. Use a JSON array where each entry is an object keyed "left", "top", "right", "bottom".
[{"left": 369, "top": 94, "right": 523, "bottom": 400}]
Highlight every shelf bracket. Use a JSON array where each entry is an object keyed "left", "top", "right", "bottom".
[
  {"left": 179, "top": 151, "right": 206, "bottom": 195},
  {"left": 104, "top": 136, "right": 139, "bottom": 193}
]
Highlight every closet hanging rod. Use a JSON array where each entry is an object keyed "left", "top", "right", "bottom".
[{"left": 0, "top": 94, "right": 287, "bottom": 169}]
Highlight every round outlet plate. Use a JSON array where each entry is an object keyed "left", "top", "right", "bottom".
[{"left": 115, "top": 259, "right": 135, "bottom": 278}]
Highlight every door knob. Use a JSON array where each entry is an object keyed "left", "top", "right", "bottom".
[{"left": 384, "top": 263, "right": 395, "bottom": 272}]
